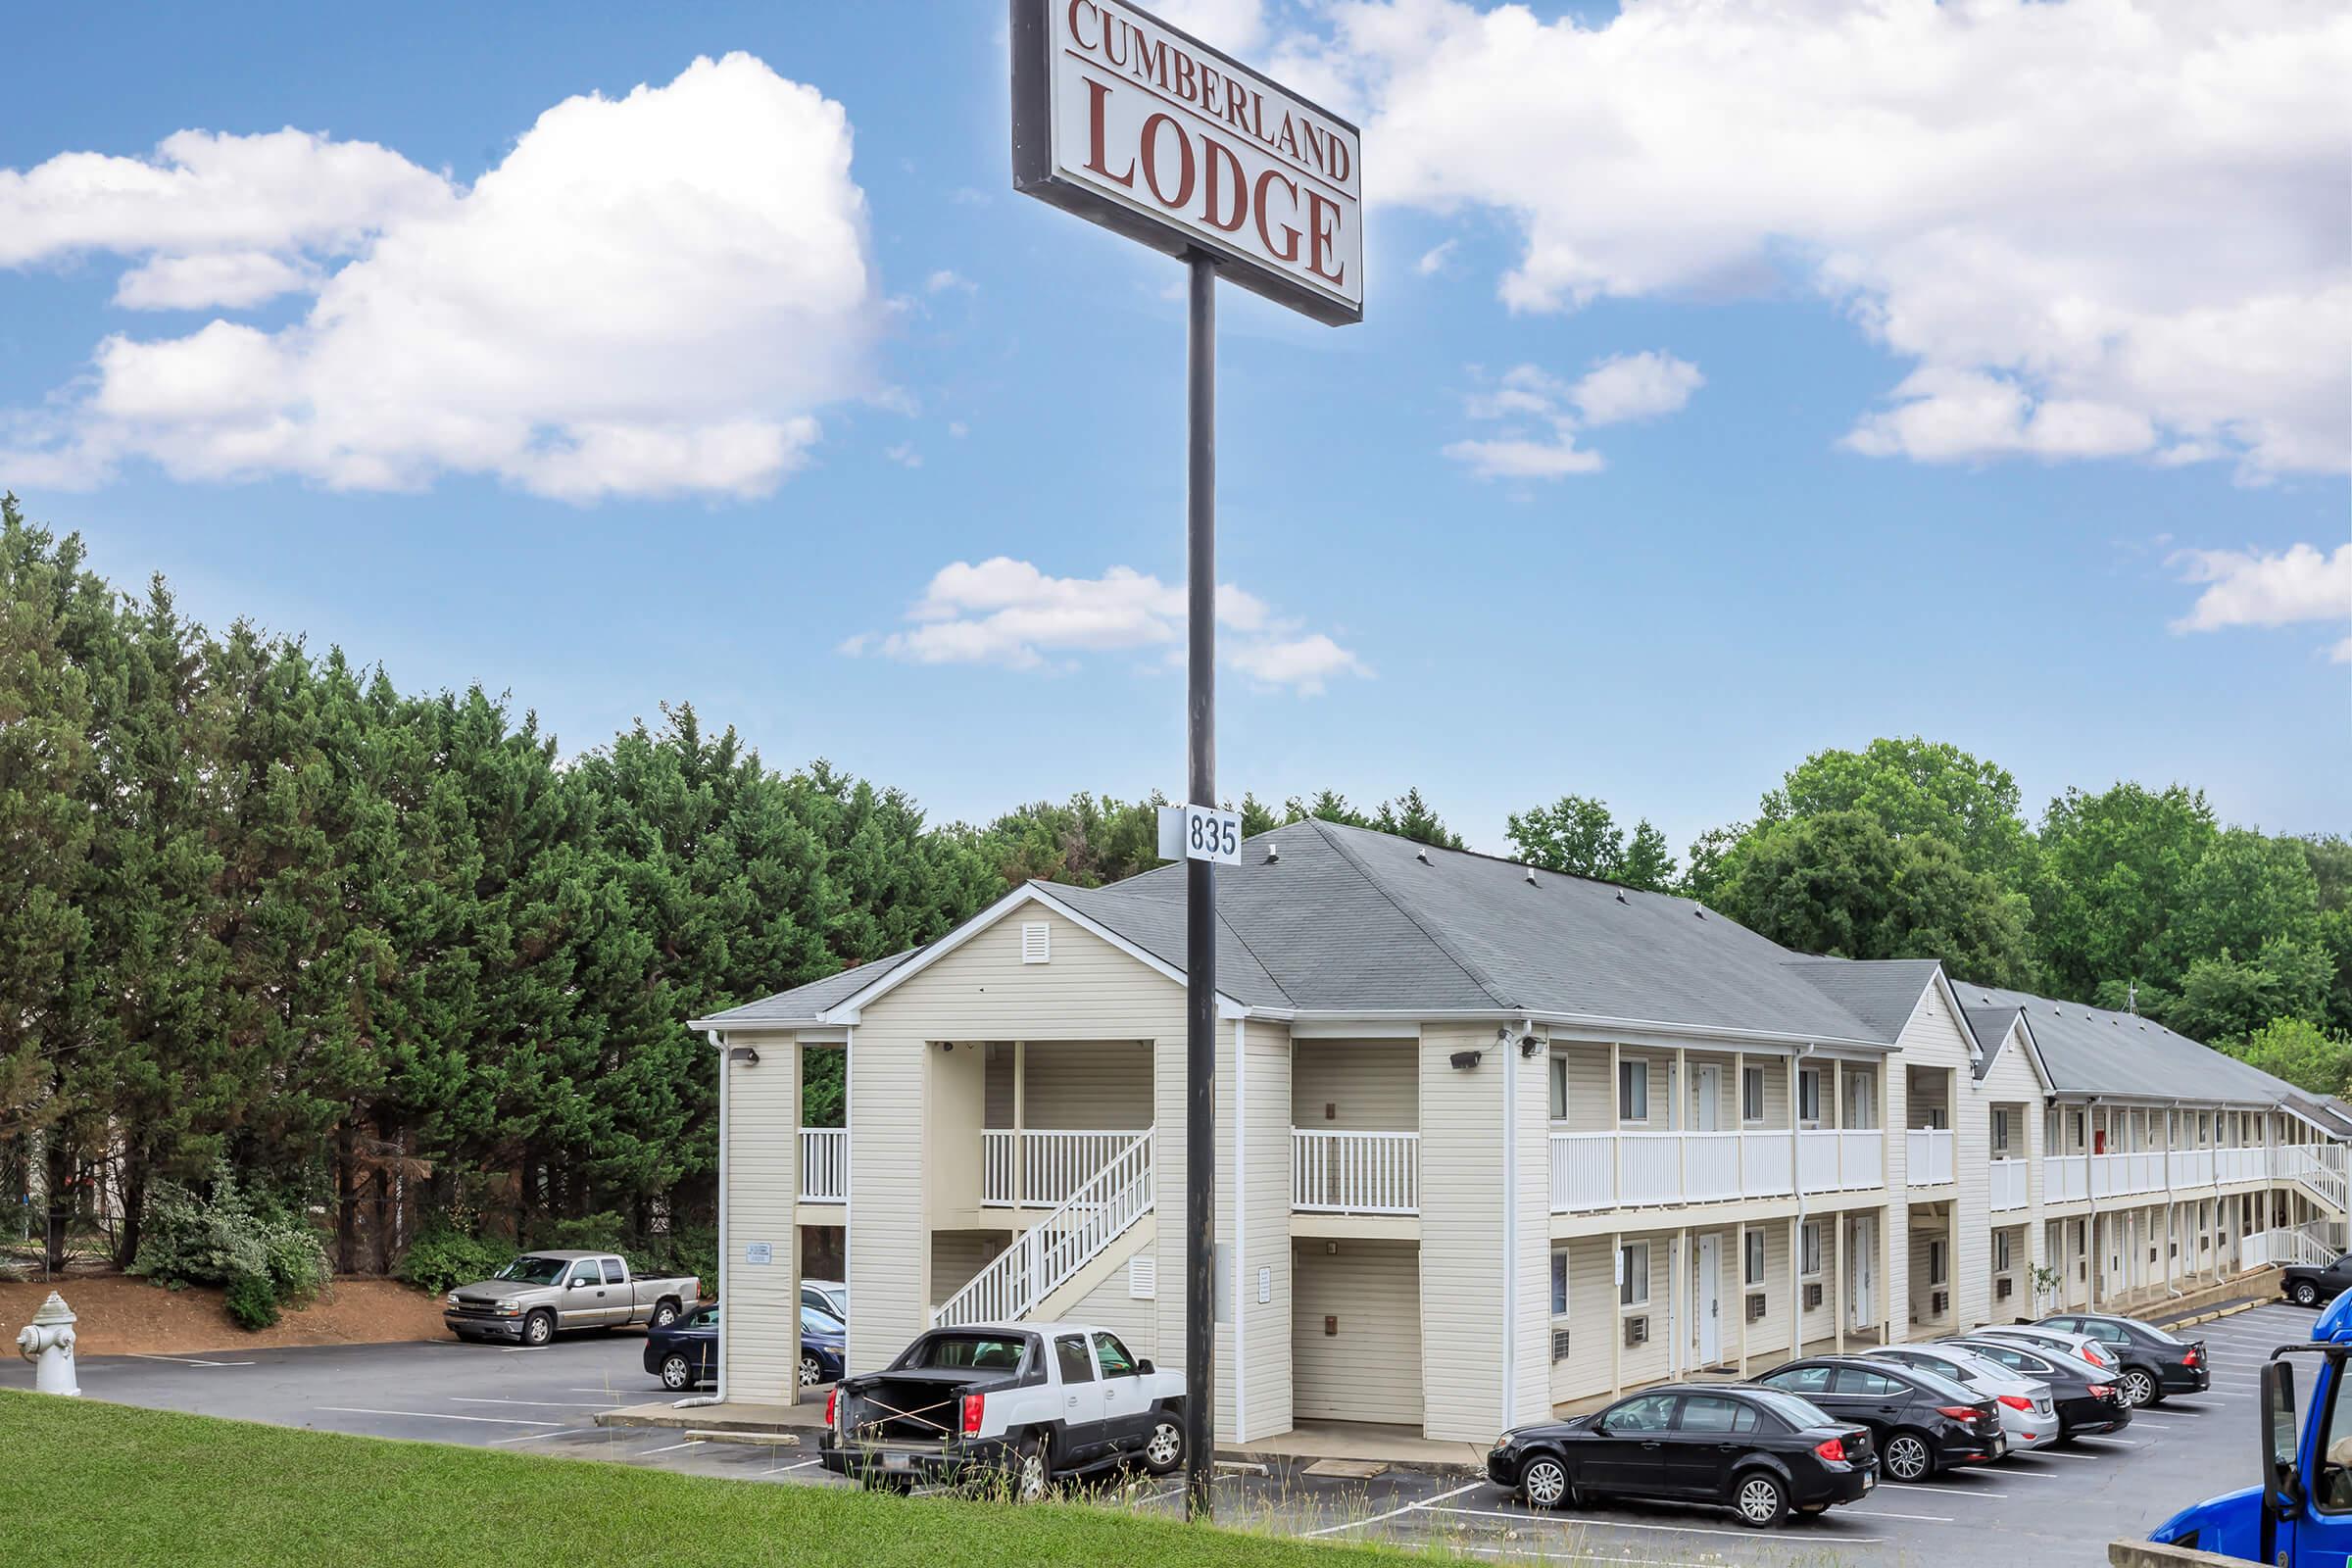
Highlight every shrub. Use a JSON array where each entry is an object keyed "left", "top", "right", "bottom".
[
  {"left": 224, "top": 1270, "right": 281, "bottom": 1331},
  {"left": 132, "top": 1164, "right": 323, "bottom": 1297},
  {"left": 399, "top": 1224, "right": 510, "bottom": 1297}
]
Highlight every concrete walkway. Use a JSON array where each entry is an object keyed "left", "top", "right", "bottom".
[{"left": 1221, "top": 1421, "right": 1487, "bottom": 1475}]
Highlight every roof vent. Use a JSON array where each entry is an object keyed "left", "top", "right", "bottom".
[
  {"left": 1524, "top": 867, "right": 1537, "bottom": 885},
  {"left": 1693, "top": 907, "right": 1707, "bottom": 919},
  {"left": 1265, "top": 847, "right": 1281, "bottom": 863},
  {"left": 1614, "top": 891, "right": 1629, "bottom": 905},
  {"left": 1415, "top": 848, "right": 1432, "bottom": 864}
]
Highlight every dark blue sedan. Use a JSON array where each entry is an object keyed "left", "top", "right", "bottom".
[{"left": 645, "top": 1302, "right": 846, "bottom": 1393}]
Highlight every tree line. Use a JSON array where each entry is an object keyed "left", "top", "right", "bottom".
[{"left": 4, "top": 498, "right": 2345, "bottom": 1282}]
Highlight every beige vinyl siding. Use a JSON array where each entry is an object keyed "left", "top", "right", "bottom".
[
  {"left": 1067, "top": 1260, "right": 1161, "bottom": 1360},
  {"left": 982, "top": 1039, "right": 1154, "bottom": 1129},
  {"left": 719, "top": 1036, "right": 804, "bottom": 1403},
  {"left": 1741, "top": 1055, "right": 1790, "bottom": 1128},
  {"left": 848, "top": 907, "right": 1185, "bottom": 1378},
  {"left": 1613, "top": 1227, "right": 1674, "bottom": 1387},
  {"left": 1560, "top": 1046, "right": 1613, "bottom": 1132},
  {"left": 1798, "top": 1216, "right": 1836, "bottom": 1342},
  {"left": 1740, "top": 1224, "right": 1794, "bottom": 1367},
  {"left": 1419, "top": 1023, "right": 1507, "bottom": 1441},
  {"left": 1617, "top": 1049, "right": 1671, "bottom": 1129},
  {"left": 1549, "top": 1235, "right": 1616, "bottom": 1403},
  {"left": 1294, "top": 1240, "right": 1423, "bottom": 1426},
  {"left": 929, "top": 1232, "right": 1001, "bottom": 1309},
  {"left": 1293, "top": 1041, "right": 1417, "bottom": 1130}
]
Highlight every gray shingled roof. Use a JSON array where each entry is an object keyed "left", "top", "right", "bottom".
[
  {"left": 1780, "top": 957, "right": 1944, "bottom": 1042},
  {"left": 1953, "top": 981, "right": 2298, "bottom": 1105},
  {"left": 694, "top": 947, "right": 924, "bottom": 1027},
  {"left": 1961, "top": 1004, "right": 2028, "bottom": 1081}
]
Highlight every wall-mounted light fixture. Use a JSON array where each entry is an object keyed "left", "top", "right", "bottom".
[
  {"left": 1449, "top": 1049, "right": 1484, "bottom": 1071},
  {"left": 726, "top": 1047, "right": 760, "bottom": 1066},
  {"left": 1518, "top": 1035, "right": 1544, "bottom": 1060}
]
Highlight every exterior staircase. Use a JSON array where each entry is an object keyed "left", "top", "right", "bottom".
[
  {"left": 933, "top": 1127, "right": 1153, "bottom": 1329},
  {"left": 2278, "top": 1144, "right": 2350, "bottom": 1214}
]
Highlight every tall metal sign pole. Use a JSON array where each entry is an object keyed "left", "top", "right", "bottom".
[{"left": 1010, "top": 0, "right": 1362, "bottom": 1521}]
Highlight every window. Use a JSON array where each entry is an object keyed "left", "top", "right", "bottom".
[
  {"left": 1762, "top": 1363, "right": 1834, "bottom": 1396},
  {"left": 1929, "top": 1239, "right": 1947, "bottom": 1288},
  {"left": 689, "top": 1305, "right": 719, "bottom": 1329},
  {"left": 2071, "top": 1110, "right": 2086, "bottom": 1149},
  {"left": 1680, "top": 1395, "right": 1760, "bottom": 1434},
  {"left": 1797, "top": 1067, "right": 1822, "bottom": 1125},
  {"left": 1550, "top": 1249, "right": 1571, "bottom": 1318},
  {"left": 909, "top": 1334, "right": 1029, "bottom": 1371},
  {"left": 1599, "top": 1393, "right": 1678, "bottom": 1433},
  {"left": 1800, "top": 1222, "right": 1823, "bottom": 1278},
  {"left": 1741, "top": 1065, "right": 1765, "bottom": 1124},
  {"left": 1548, "top": 1054, "right": 1569, "bottom": 1121},
  {"left": 1994, "top": 1232, "right": 2013, "bottom": 1273},
  {"left": 1619, "top": 1059, "right": 1649, "bottom": 1122},
  {"left": 1092, "top": 1333, "right": 1139, "bottom": 1378},
  {"left": 601, "top": 1257, "right": 626, "bottom": 1285},
  {"left": 566, "top": 1263, "right": 602, "bottom": 1288},
  {"left": 1991, "top": 1108, "right": 2011, "bottom": 1155},
  {"left": 1620, "top": 1241, "right": 1650, "bottom": 1307},
  {"left": 1744, "top": 1230, "right": 1766, "bottom": 1288},
  {"left": 1832, "top": 1366, "right": 1903, "bottom": 1396},
  {"left": 1054, "top": 1336, "right": 1097, "bottom": 1384}
]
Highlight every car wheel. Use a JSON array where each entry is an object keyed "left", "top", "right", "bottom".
[
  {"left": 1016, "top": 1436, "right": 1053, "bottom": 1502},
  {"left": 2294, "top": 1280, "right": 2320, "bottom": 1306},
  {"left": 660, "top": 1352, "right": 695, "bottom": 1392},
  {"left": 523, "top": 1310, "right": 555, "bottom": 1348},
  {"left": 1520, "top": 1455, "right": 1572, "bottom": 1510},
  {"left": 1733, "top": 1470, "right": 1789, "bottom": 1529},
  {"left": 2119, "top": 1368, "right": 2158, "bottom": 1408},
  {"left": 650, "top": 1299, "right": 681, "bottom": 1330},
  {"left": 1884, "top": 1430, "right": 1934, "bottom": 1482},
  {"left": 800, "top": 1353, "right": 824, "bottom": 1388},
  {"left": 1142, "top": 1417, "right": 1185, "bottom": 1476}
]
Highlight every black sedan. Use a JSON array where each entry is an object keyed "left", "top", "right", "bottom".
[
  {"left": 2279, "top": 1252, "right": 2352, "bottom": 1309},
  {"left": 1487, "top": 1383, "right": 1878, "bottom": 1529},
  {"left": 1950, "top": 1336, "right": 2132, "bottom": 1441},
  {"left": 2037, "top": 1312, "right": 2209, "bottom": 1406},
  {"left": 1751, "top": 1356, "right": 2004, "bottom": 1482},
  {"left": 645, "top": 1302, "right": 848, "bottom": 1392}
]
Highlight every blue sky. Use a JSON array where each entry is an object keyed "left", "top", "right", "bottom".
[{"left": 4, "top": 0, "right": 2346, "bottom": 858}]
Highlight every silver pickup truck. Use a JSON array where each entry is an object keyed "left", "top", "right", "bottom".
[{"left": 443, "top": 1250, "right": 702, "bottom": 1348}]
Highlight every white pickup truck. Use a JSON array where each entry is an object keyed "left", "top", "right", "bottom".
[{"left": 818, "top": 1321, "right": 1185, "bottom": 1497}]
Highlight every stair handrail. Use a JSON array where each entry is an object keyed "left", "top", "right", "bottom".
[{"left": 933, "top": 1126, "right": 1153, "bottom": 1329}]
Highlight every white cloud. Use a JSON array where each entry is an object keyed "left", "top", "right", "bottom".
[
  {"left": 1445, "top": 353, "right": 1698, "bottom": 479},
  {"left": 1154, "top": 0, "right": 1268, "bottom": 52},
  {"left": 0, "top": 54, "right": 879, "bottom": 501},
  {"left": 1299, "top": 0, "right": 2352, "bottom": 478},
  {"left": 925, "top": 268, "right": 974, "bottom": 294},
  {"left": 847, "top": 557, "right": 1367, "bottom": 695},
  {"left": 1414, "top": 239, "right": 1457, "bottom": 276},
  {"left": 2169, "top": 543, "right": 2352, "bottom": 658}
]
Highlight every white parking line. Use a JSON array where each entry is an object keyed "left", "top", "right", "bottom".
[
  {"left": 1881, "top": 1482, "right": 2010, "bottom": 1498},
  {"left": 492, "top": 1426, "right": 600, "bottom": 1445},
  {"left": 451, "top": 1396, "right": 620, "bottom": 1408},
  {"left": 2072, "top": 1436, "right": 2139, "bottom": 1446},
  {"left": 568, "top": 1388, "right": 633, "bottom": 1396},
  {"left": 127, "top": 1352, "right": 257, "bottom": 1367},
  {"left": 1304, "top": 1481, "right": 1483, "bottom": 1537},
  {"left": 1852, "top": 1508, "right": 1960, "bottom": 1523},
  {"left": 1421, "top": 1504, "right": 1886, "bottom": 1544},
  {"left": 1450, "top": 1550, "right": 1730, "bottom": 1567},
  {"left": 767, "top": 1457, "right": 821, "bottom": 1474},
  {"left": 631, "top": 1440, "right": 705, "bottom": 1457},
  {"left": 315, "top": 1406, "right": 559, "bottom": 1427}
]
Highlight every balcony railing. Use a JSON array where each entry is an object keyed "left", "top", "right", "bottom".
[
  {"left": 1906, "top": 1128, "right": 1955, "bottom": 1187},
  {"left": 800, "top": 1128, "right": 848, "bottom": 1201},
  {"left": 1547, "top": 1126, "right": 1882, "bottom": 1212},
  {"left": 1292, "top": 1129, "right": 1419, "bottom": 1215},
  {"left": 981, "top": 1129, "right": 1144, "bottom": 1207},
  {"left": 1989, "top": 1157, "right": 2028, "bottom": 1212},
  {"left": 2040, "top": 1145, "right": 2285, "bottom": 1205}
]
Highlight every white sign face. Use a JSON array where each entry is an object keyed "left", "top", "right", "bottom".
[
  {"left": 744, "top": 1242, "right": 773, "bottom": 1266},
  {"left": 1158, "top": 802, "right": 1242, "bottom": 864},
  {"left": 1013, "top": 0, "right": 1363, "bottom": 325}
]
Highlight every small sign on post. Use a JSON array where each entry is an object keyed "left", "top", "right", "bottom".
[{"left": 1158, "top": 802, "right": 1241, "bottom": 864}]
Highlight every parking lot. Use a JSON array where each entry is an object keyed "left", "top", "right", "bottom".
[{"left": 2, "top": 1299, "right": 2311, "bottom": 1566}]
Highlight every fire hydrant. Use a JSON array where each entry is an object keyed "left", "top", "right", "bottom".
[{"left": 16, "top": 1292, "right": 80, "bottom": 1396}]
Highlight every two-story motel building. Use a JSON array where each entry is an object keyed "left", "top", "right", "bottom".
[{"left": 691, "top": 820, "right": 2350, "bottom": 1445}]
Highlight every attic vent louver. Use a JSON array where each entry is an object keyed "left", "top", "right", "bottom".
[{"left": 1020, "top": 922, "right": 1050, "bottom": 964}]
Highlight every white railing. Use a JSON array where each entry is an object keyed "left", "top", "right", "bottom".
[
  {"left": 800, "top": 1128, "right": 848, "bottom": 1201},
  {"left": 1545, "top": 1126, "right": 1880, "bottom": 1212},
  {"left": 2047, "top": 1153, "right": 2088, "bottom": 1202},
  {"left": 935, "top": 1127, "right": 1153, "bottom": 1328},
  {"left": 2277, "top": 1145, "right": 2351, "bottom": 1209},
  {"left": 1795, "top": 1129, "right": 1841, "bottom": 1193},
  {"left": 1551, "top": 1132, "right": 1615, "bottom": 1211},
  {"left": 2246, "top": 1225, "right": 2335, "bottom": 1271},
  {"left": 2174, "top": 1149, "right": 2215, "bottom": 1189},
  {"left": 1990, "top": 1157, "right": 2028, "bottom": 1211},
  {"left": 1742, "top": 1133, "right": 1794, "bottom": 1198},
  {"left": 1292, "top": 1129, "right": 1419, "bottom": 1214},
  {"left": 1906, "top": 1128, "right": 1955, "bottom": 1187},
  {"left": 1622, "top": 1134, "right": 1684, "bottom": 1205},
  {"left": 2217, "top": 1147, "right": 2268, "bottom": 1185},
  {"left": 981, "top": 1128, "right": 1142, "bottom": 1208},
  {"left": 2092, "top": 1151, "right": 2166, "bottom": 1199},
  {"left": 1686, "top": 1133, "right": 1741, "bottom": 1203},
  {"left": 1838, "top": 1129, "right": 1884, "bottom": 1190}
]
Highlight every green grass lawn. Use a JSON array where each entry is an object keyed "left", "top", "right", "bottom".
[{"left": 0, "top": 1390, "right": 1420, "bottom": 1567}]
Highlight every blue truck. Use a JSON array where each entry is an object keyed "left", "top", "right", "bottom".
[{"left": 2147, "top": 1293, "right": 2352, "bottom": 1565}]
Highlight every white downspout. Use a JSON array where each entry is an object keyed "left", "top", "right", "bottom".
[
  {"left": 1792, "top": 1043, "right": 1814, "bottom": 1361},
  {"left": 1234, "top": 1012, "right": 1248, "bottom": 1445},
  {"left": 1501, "top": 1022, "right": 1520, "bottom": 1434},
  {"left": 677, "top": 1028, "right": 728, "bottom": 1409}
]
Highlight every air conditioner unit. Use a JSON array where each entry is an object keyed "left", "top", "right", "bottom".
[
  {"left": 1932, "top": 1290, "right": 1949, "bottom": 1316},
  {"left": 1746, "top": 1293, "right": 1767, "bottom": 1323},
  {"left": 1624, "top": 1316, "right": 1649, "bottom": 1348},
  {"left": 1551, "top": 1329, "right": 1572, "bottom": 1363},
  {"left": 1803, "top": 1282, "right": 1824, "bottom": 1310},
  {"left": 1995, "top": 1276, "right": 2013, "bottom": 1300}
]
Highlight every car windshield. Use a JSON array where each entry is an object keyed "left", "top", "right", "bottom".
[
  {"left": 689, "top": 1306, "right": 719, "bottom": 1329},
  {"left": 905, "top": 1334, "right": 1028, "bottom": 1371},
  {"left": 493, "top": 1255, "right": 568, "bottom": 1286},
  {"left": 1742, "top": 1388, "right": 1835, "bottom": 1430}
]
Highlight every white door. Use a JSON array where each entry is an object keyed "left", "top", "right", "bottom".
[
  {"left": 1847, "top": 1217, "right": 1877, "bottom": 1329},
  {"left": 1692, "top": 1066, "right": 1721, "bottom": 1134},
  {"left": 1695, "top": 1234, "right": 1722, "bottom": 1365},
  {"left": 1844, "top": 1070, "right": 1875, "bottom": 1130}
]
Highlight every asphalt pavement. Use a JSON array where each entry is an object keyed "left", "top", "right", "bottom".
[{"left": 1, "top": 1299, "right": 2316, "bottom": 1565}]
